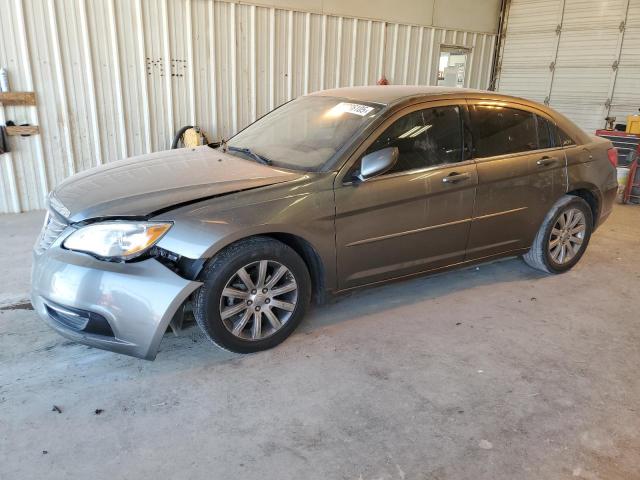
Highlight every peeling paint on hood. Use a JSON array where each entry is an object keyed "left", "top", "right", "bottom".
[{"left": 52, "top": 146, "right": 303, "bottom": 222}]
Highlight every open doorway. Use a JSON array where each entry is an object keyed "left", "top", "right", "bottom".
[{"left": 437, "top": 46, "right": 470, "bottom": 88}]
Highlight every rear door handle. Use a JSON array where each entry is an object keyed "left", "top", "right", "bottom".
[
  {"left": 442, "top": 172, "right": 471, "bottom": 184},
  {"left": 537, "top": 156, "right": 558, "bottom": 167}
]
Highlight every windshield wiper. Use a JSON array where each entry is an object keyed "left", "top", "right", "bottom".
[{"left": 227, "top": 146, "right": 272, "bottom": 166}]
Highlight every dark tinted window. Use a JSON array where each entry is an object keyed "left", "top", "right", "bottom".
[
  {"left": 536, "top": 115, "right": 555, "bottom": 149},
  {"left": 366, "top": 105, "right": 463, "bottom": 174},
  {"left": 469, "top": 105, "right": 538, "bottom": 157},
  {"left": 557, "top": 127, "right": 576, "bottom": 147}
]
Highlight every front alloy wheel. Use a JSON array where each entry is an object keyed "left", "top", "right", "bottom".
[
  {"left": 220, "top": 260, "right": 298, "bottom": 341},
  {"left": 193, "top": 236, "right": 311, "bottom": 353}
]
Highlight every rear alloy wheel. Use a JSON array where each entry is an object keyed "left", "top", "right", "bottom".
[
  {"left": 523, "top": 195, "right": 593, "bottom": 274},
  {"left": 547, "top": 208, "right": 586, "bottom": 265},
  {"left": 194, "top": 237, "right": 311, "bottom": 353}
]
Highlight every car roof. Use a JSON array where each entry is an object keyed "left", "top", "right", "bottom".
[
  {"left": 308, "top": 85, "right": 592, "bottom": 144},
  {"left": 308, "top": 85, "right": 488, "bottom": 105}
]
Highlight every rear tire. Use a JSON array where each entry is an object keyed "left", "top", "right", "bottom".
[
  {"left": 193, "top": 236, "right": 311, "bottom": 353},
  {"left": 523, "top": 195, "right": 593, "bottom": 274}
]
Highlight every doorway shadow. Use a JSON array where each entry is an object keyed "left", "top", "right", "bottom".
[{"left": 299, "top": 256, "right": 546, "bottom": 333}]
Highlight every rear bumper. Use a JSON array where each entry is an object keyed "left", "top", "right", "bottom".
[{"left": 31, "top": 246, "right": 201, "bottom": 360}]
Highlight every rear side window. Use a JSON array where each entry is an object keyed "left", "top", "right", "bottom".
[
  {"left": 469, "top": 105, "right": 538, "bottom": 157},
  {"left": 536, "top": 115, "right": 555, "bottom": 149},
  {"left": 366, "top": 105, "right": 463, "bottom": 174}
]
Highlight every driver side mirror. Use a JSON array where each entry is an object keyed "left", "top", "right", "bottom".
[{"left": 356, "top": 147, "right": 399, "bottom": 182}]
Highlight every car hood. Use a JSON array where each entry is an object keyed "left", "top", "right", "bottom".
[{"left": 51, "top": 146, "right": 303, "bottom": 222}]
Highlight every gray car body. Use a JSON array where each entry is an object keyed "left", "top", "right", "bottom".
[{"left": 31, "top": 86, "right": 618, "bottom": 359}]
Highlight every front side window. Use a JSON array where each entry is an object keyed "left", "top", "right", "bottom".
[
  {"left": 227, "top": 96, "right": 382, "bottom": 171},
  {"left": 469, "top": 105, "right": 538, "bottom": 158},
  {"left": 364, "top": 105, "right": 463, "bottom": 175}
]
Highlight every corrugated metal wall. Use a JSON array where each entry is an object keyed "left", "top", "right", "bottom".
[
  {"left": 496, "top": 0, "right": 640, "bottom": 133},
  {"left": 0, "top": 0, "right": 497, "bottom": 213}
]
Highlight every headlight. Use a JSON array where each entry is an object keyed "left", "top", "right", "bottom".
[{"left": 63, "top": 222, "right": 172, "bottom": 260}]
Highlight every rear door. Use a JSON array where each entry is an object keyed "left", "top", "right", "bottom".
[
  {"left": 465, "top": 101, "right": 567, "bottom": 260},
  {"left": 334, "top": 102, "right": 477, "bottom": 289}
]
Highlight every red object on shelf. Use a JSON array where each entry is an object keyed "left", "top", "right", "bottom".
[
  {"left": 595, "top": 129, "right": 640, "bottom": 164},
  {"left": 595, "top": 130, "right": 640, "bottom": 149},
  {"left": 595, "top": 129, "right": 640, "bottom": 138},
  {"left": 623, "top": 157, "right": 640, "bottom": 204},
  {"left": 595, "top": 129, "right": 640, "bottom": 204}
]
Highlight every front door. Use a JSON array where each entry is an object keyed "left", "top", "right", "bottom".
[{"left": 334, "top": 102, "right": 478, "bottom": 290}]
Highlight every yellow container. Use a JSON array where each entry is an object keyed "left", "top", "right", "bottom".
[{"left": 627, "top": 115, "right": 640, "bottom": 134}]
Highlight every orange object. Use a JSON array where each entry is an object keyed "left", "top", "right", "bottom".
[{"left": 627, "top": 114, "right": 640, "bottom": 135}]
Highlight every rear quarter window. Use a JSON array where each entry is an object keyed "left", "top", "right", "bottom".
[{"left": 556, "top": 127, "right": 576, "bottom": 147}]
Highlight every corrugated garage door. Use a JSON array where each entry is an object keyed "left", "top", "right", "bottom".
[
  {"left": 610, "top": 0, "right": 640, "bottom": 121},
  {"left": 497, "top": 0, "right": 638, "bottom": 133}
]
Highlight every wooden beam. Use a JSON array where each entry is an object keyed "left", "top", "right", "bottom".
[
  {"left": 0, "top": 92, "right": 36, "bottom": 106},
  {"left": 5, "top": 125, "right": 39, "bottom": 136}
]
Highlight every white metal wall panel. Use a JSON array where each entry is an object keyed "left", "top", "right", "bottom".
[
  {"left": 498, "top": 0, "right": 639, "bottom": 133},
  {"left": 0, "top": 0, "right": 49, "bottom": 213},
  {"left": 55, "top": 0, "right": 99, "bottom": 174},
  {"left": 0, "top": 0, "right": 496, "bottom": 213},
  {"left": 382, "top": 24, "right": 496, "bottom": 89},
  {"left": 114, "top": 0, "right": 150, "bottom": 158}
]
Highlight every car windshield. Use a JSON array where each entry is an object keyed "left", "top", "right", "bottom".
[{"left": 226, "top": 96, "right": 383, "bottom": 171}]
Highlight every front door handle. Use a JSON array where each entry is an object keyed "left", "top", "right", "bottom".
[
  {"left": 442, "top": 172, "right": 471, "bottom": 184},
  {"left": 537, "top": 156, "right": 558, "bottom": 167}
]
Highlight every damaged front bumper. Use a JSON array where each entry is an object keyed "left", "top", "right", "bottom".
[{"left": 31, "top": 242, "right": 201, "bottom": 360}]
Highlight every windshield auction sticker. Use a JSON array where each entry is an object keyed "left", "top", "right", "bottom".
[{"left": 335, "top": 102, "right": 374, "bottom": 116}]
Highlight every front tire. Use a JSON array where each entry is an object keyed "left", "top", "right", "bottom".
[
  {"left": 523, "top": 195, "right": 593, "bottom": 274},
  {"left": 193, "top": 237, "right": 311, "bottom": 353}
]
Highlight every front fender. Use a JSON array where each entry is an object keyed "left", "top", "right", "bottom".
[{"left": 152, "top": 176, "right": 337, "bottom": 289}]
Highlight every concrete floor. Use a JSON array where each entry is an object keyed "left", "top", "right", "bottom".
[{"left": 1, "top": 206, "right": 639, "bottom": 480}]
